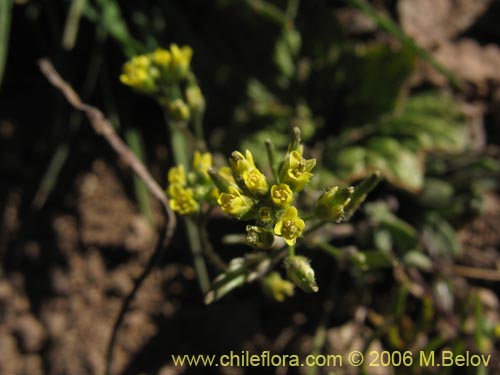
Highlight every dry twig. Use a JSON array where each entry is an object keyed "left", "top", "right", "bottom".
[{"left": 38, "top": 58, "right": 177, "bottom": 375}]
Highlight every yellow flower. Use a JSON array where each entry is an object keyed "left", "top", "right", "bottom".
[
  {"left": 230, "top": 150, "right": 269, "bottom": 196},
  {"left": 217, "top": 186, "right": 254, "bottom": 219},
  {"left": 168, "top": 99, "right": 190, "bottom": 121},
  {"left": 153, "top": 48, "right": 171, "bottom": 67},
  {"left": 120, "top": 55, "right": 155, "bottom": 91},
  {"left": 274, "top": 206, "right": 305, "bottom": 246},
  {"left": 242, "top": 167, "right": 268, "bottom": 196},
  {"left": 193, "top": 151, "right": 212, "bottom": 178},
  {"left": 282, "top": 150, "right": 316, "bottom": 192},
  {"left": 262, "top": 272, "right": 295, "bottom": 302},
  {"left": 230, "top": 150, "right": 257, "bottom": 175},
  {"left": 270, "top": 183, "right": 293, "bottom": 208},
  {"left": 167, "top": 165, "right": 186, "bottom": 186},
  {"left": 170, "top": 43, "right": 193, "bottom": 80},
  {"left": 168, "top": 184, "right": 199, "bottom": 215},
  {"left": 186, "top": 84, "right": 205, "bottom": 114}
]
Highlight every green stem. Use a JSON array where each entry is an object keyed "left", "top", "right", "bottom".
[
  {"left": 265, "top": 139, "right": 279, "bottom": 183},
  {"left": 285, "top": 0, "right": 300, "bottom": 22},
  {"left": 306, "top": 268, "right": 337, "bottom": 375},
  {"left": 167, "top": 120, "right": 189, "bottom": 168},
  {"left": 304, "top": 220, "right": 327, "bottom": 236},
  {"left": 32, "top": 145, "right": 70, "bottom": 209},
  {"left": 165, "top": 111, "right": 210, "bottom": 294},
  {"left": 193, "top": 111, "right": 205, "bottom": 143},
  {"left": 302, "top": 213, "right": 316, "bottom": 221},
  {"left": 288, "top": 245, "right": 295, "bottom": 257},
  {"left": 125, "top": 129, "right": 154, "bottom": 226},
  {"left": 314, "top": 242, "right": 342, "bottom": 260},
  {"left": 185, "top": 217, "right": 210, "bottom": 293},
  {"left": 62, "top": 0, "right": 87, "bottom": 50},
  {"left": 199, "top": 221, "right": 227, "bottom": 271},
  {"left": 243, "top": 0, "right": 287, "bottom": 26}
]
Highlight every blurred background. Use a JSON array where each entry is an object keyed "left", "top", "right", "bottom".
[{"left": 0, "top": 0, "right": 499, "bottom": 374}]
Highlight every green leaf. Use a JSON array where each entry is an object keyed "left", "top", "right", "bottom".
[
  {"left": 204, "top": 258, "right": 248, "bottom": 304},
  {"left": 403, "top": 251, "right": 433, "bottom": 271},
  {"left": 359, "top": 250, "right": 392, "bottom": 268},
  {"left": 273, "top": 28, "right": 301, "bottom": 79},
  {"left": 84, "top": 0, "right": 145, "bottom": 57},
  {"left": 332, "top": 137, "right": 424, "bottom": 192},
  {"left": 341, "top": 43, "right": 415, "bottom": 123},
  {"left": 422, "top": 213, "right": 461, "bottom": 258},
  {"left": 367, "top": 137, "right": 424, "bottom": 191},
  {"left": 418, "top": 178, "right": 455, "bottom": 209},
  {"left": 366, "top": 202, "right": 420, "bottom": 253},
  {"left": 381, "top": 93, "right": 468, "bottom": 153},
  {"left": 328, "top": 93, "right": 467, "bottom": 193}
]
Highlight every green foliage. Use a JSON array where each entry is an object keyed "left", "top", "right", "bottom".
[
  {"left": 340, "top": 43, "right": 415, "bottom": 124},
  {"left": 328, "top": 93, "right": 468, "bottom": 192},
  {"left": 84, "top": 0, "right": 145, "bottom": 56}
]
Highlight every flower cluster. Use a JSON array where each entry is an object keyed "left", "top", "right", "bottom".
[
  {"left": 120, "top": 44, "right": 193, "bottom": 91},
  {"left": 120, "top": 44, "right": 205, "bottom": 121},
  {"left": 166, "top": 151, "right": 218, "bottom": 215},
  {"left": 165, "top": 127, "right": 380, "bottom": 300},
  {"left": 211, "top": 143, "right": 315, "bottom": 249}
]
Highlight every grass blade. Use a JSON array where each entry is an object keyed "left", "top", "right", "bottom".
[{"left": 62, "top": 0, "right": 87, "bottom": 50}]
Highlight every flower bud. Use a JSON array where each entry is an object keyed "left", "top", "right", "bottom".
[
  {"left": 315, "top": 186, "right": 354, "bottom": 222},
  {"left": 186, "top": 84, "right": 205, "bottom": 115},
  {"left": 167, "top": 165, "right": 187, "bottom": 186},
  {"left": 120, "top": 55, "right": 156, "bottom": 92},
  {"left": 229, "top": 150, "right": 268, "bottom": 196},
  {"left": 285, "top": 255, "right": 318, "bottom": 293},
  {"left": 258, "top": 206, "right": 274, "bottom": 224},
  {"left": 169, "top": 43, "right": 193, "bottom": 81},
  {"left": 192, "top": 151, "right": 212, "bottom": 178},
  {"left": 153, "top": 48, "right": 172, "bottom": 67},
  {"left": 262, "top": 272, "right": 295, "bottom": 302},
  {"left": 344, "top": 171, "right": 382, "bottom": 220},
  {"left": 167, "top": 184, "right": 199, "bottom": 215},
  {"left": 246, "top": 225, "right": 275, "bottom": 249},
  {"left": 168, "top": 99, "right": 191, "bottom": 121},
  {"left": 229, "top": 150, "right": 254, "bottom": 179},
  {"left": 208, "top": 168, "right": 234, "bottom": 194}
]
